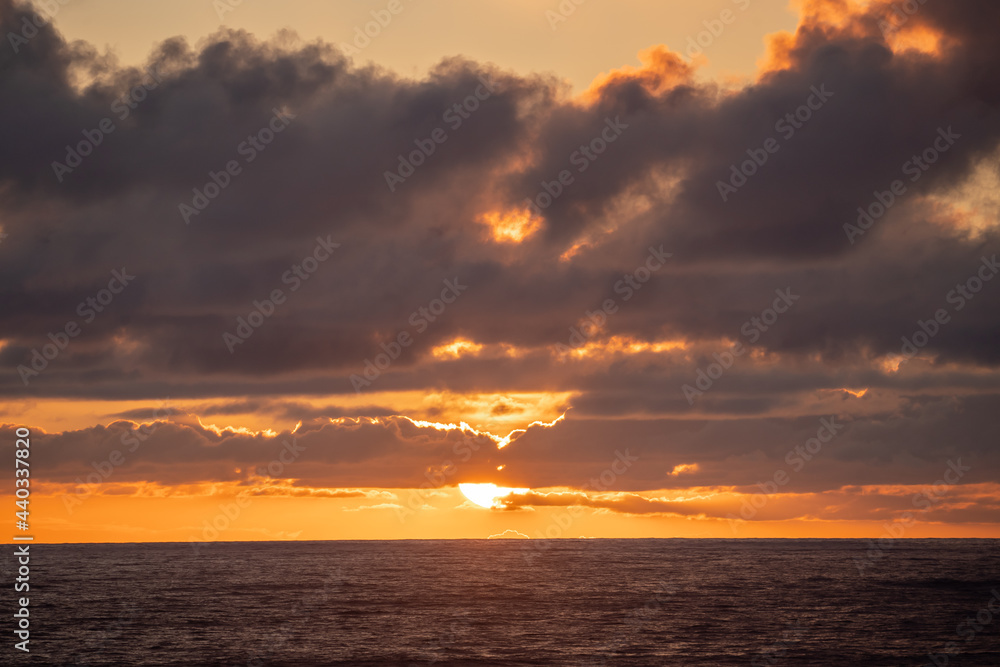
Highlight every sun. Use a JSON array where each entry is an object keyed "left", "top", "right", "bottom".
[{"left": 459, "top": 483, "right": 529, "bottom": 509}]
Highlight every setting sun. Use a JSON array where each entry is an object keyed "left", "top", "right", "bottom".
[{"left": 458, "top": 483, "right": 530, "bottom": 509}]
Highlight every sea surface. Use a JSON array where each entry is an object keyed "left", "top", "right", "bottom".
[{"left": 8, "top": 539, "right": 1000, "bottom": 666}]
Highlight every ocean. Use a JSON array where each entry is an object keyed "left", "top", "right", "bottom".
[{"left": 10, "top": 539, "right": 1000, "bottom": 666}]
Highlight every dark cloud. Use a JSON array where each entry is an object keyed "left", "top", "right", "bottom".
[
  {"left": 0, "top": 0, "right": 997, "bottom": 395},
  {"left": 5, "top": 392, "right": 998, "bottom": 493}
]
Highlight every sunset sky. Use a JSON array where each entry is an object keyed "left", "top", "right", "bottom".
[{"left": 2, "top": 0, "right": 999, "bottom": 543}]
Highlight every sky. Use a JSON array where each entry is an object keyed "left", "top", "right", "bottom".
[{"left": 1, "top": 0, "right": 999, "bottom": 543}]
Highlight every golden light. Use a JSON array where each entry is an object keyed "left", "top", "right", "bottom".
[
  {"left": 559, "top": 241, "right": 589, "bottom": 262},
  {"left": 581, "top": 45, "right": 694, "bottom": 103},
  {"left": 556, "top": 336, "right": 689, "bottom": 360},
  {"left": 756, "top": 0, "right": 877, "bottom": 78},
  {"left": 883, "top": 21, "right": 947, "bottom": 57},
  {"left": 478, "top": 208, "right": 541, "bottom": 244},
  {"left": 459, "top": 483, "right": 529, "bottom": 509},
  {"left": 430, "top": 338, "right": 484, "bottom": 359},
  {"left": 495, "top": 413, "right": 566, "bottom": 448},
  {"left": 194, "top": 416, "right": 278, "bottom": 438},
  {"left": 668, "top": 463, "right": 699, "bottom": 476},
  {"left": 877, "top": 355, "right": 905, "bottom": 374},
  {"left": 417, "top": 391, "right": 573, "bottom": 434}
]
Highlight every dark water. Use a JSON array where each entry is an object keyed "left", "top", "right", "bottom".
[{"left": 6, "top": 539, "right": 1000, "bottom": 666}]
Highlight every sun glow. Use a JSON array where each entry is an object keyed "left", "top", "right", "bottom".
[
  {"left": 430, "top": 338, "right": 485, "bottom": 359},
  {"left": 459, "top": 483, "right": 529, "bottom": 509},
  {"left": 668, "top": 463, "right": 699, "bottom": 476},
  {"left": 556, "top": 336, "right": 689, "bottom": 359},
  {"left": 478, "top": 208, "right": 541, "bottom": 244}
]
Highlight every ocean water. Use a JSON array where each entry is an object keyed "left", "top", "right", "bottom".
[{"left": 9, "top": 539, "right": 1000, "bottom": 666}]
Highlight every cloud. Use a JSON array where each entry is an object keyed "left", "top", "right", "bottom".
[
  {"left": 487, "top": 529, "right": 529, "bottom": 539},
  {"left": 496, "top": 483, "right": 1000, "bottom": 524},
  {"left": 1, "top": 0, "right": 998, "bottom": 398},
  {"left": 5, "top": 392, "right": 998, "bottom": 494}
]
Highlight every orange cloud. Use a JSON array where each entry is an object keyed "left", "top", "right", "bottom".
[
  {"left": 757, "top": 0, "right": 948, "bottom": 78},
  {"left": 582, "top": 46, "right": 696, "bottom": 103},
  {"left": 477, "top": 207, "right": 542, "bottom": 244}
]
